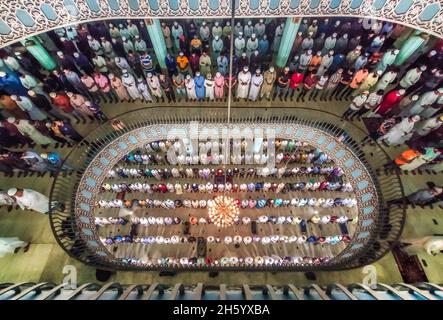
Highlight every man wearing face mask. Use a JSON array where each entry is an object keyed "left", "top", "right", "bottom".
[
  {"left": 199, "top": 22, "right": 210, "bottom": 49},
  {"left": 244, "top": 20, "right": 254, "bottom": 38},
  {"left": 176, "top": 51, "right": 189, "bottom": 74},
  {"left": 237, "top": 66, "right": 251, "bottom": 100},
  {"left": 260, "top": 66, "right": 276, "bottom": 100},
  {"left": 134, "top": 35, "right": 147, "bottom": 55},
  {"left": 199, "top": 51, "right": 212, "bottom": 76},
  {"left": 171, "top": 21, "right": 184, "bottom": 52},
  {"left": 87, "top": 35, "right": 103, "bottom": 56},
  {"left": 217, "top": 52, "right": 229, "bottom": 76},
  {"left": 335, "top": 33, "right": 349, "bottom": 54},
  {"left": 234, "top": 21, "right": 243, "bottom": 37},
  {"left": 299, "top": 50, "right": 313, "bottom": 72},
  {"left": 223, "top": 21, "right": 232, "bottom": 37},
  {"left": 254, "top": 19, "right": 266, "bottom": 37},
  {"left": 273, "top": 67, "right": 290, "bottom": 100},
  {"left": 194, "top": 71, "right": 205, "bottom": 101},
  {"left": 73, "top": 52, "right": 94, "bottom": 75},
  {"left": 146, "top": 72, "right": 163, "bottom": 101},
  {"left": 316, "top": 50, "right": 334, "bottom": 77},
  {"left": 248, "top": 69, "right": 263, "bottom": 101},
  {"left": 234, "top": 32, "right": 246, "bottom": 57},
  {"left": 301, "top": 32, "right": 314, "bottom": 51},
  {"left": 246, "top": 34, "right": 259, "bottom": 58},
  {"left": 212, "top": 35, "right": 224, "bottom": 61},
  {"left": 272, "top": 22, "right": 285, "bottom": 52},
  {"left": 121, "top": 69, "right": 141, "bottom": 101},
  {"left": 322, "top": 33, "right": 337, "bottom": 55},
  {"left": 212, "top": 21, "right": 223, "bottom": 38},
  {"left": 258, "top": 34, "right": 269, "bottom": 55}
]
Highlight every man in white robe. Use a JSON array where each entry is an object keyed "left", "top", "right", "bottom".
[
  {"left": 11, "top": 95, "right": 48, "bottom": 121},
  {"left": 121, "top": 70, "right": 141, "bottom": 100},
  {"left": 246, "top": 34, "right": 259, "bottom": 58},
  {"left": 408, "top": 89, "right": 443, "bottom": 116},
  {"left": 134, "top": 35, "right": 147, "bottom": 54},
  {"left": 374, "top": 70, "right": 397, "bottom": 91},
  {"left": 8, "top": 188, "right": 49, "bottom": 214},
  {"left": 237, "top": 67, "right": 251, "bottom": 99},
  {"left": 316, "top": 50, "right": 334, "bottom": 76},
  {"left": 378, "top": 115, "right": 420, "bottom": 146},
  {"left": 19, "top": 74, "right": 47, "bottom": 97},
  {"left": 399, "top": 66, "right": 426, "bottom": 90},
  {"left": 8, "top": 117, "right": 54, "bottom": 145},
  {"left": 234, "top": 33, "right": 246, "bottom": 57},
  {"left": 248, "top": 69, "right": 263, "bottom": 101},
  {"left": 171, "top": 22, "right": 184, "bottom": 51},
  {"left": 137, "top": 78, "right": 153, "bottom": 102},
  {"left": 204, "top": 73, "right": 215, "bottom": 100},
  {"left": 100, "top": 37, "right": 115, "bottom": 58},
  {"left": 122, "top": 37, "right": 135, "bottom": 54},
  {"left": 146, "top": 73, "right": 163, "bottom": 99},
  {"left": 87, "top": 35, "right": 103, "bottom": 56},
  {"left": 185, "top": 75, "right": 197, "bottom": 100}
]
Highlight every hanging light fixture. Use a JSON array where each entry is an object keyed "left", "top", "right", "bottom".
[{"left": 208, "top": 196, "right": 240, "bottom": 228}]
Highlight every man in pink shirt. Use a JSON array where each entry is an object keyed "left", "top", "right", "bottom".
[
  {"left": 66, "top": 92, "right": 95, "bottom": 122},
  {"left": 81, "top": 74, "right": 109, "bottom": 103},
  {"left": 93, "top": 70, "right": 118, "bottom": 102}
]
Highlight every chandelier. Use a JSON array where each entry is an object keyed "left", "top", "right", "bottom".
[{"left": 208, "top": 196, "right": 240, "bottom": 228}]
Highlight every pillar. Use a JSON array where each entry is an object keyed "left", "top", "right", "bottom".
[
  {"left": 20, "top": 36, "right": 57, "bottom": 71},
  {"left": 145, "top": 18, "right": 167, "bottom": 69},
  {"left": 394, "top": 31, "right": 429, "bottom": 66},
  {"left": 276, "top": 17, "right": 301, "bottom": 68}
]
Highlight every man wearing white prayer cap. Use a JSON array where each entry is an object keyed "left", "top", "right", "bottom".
[
  {"left": 8, "top": 188, "right": 51, "bottom": 214},
  {"left": 248, "top": 68, "right": 263, "bottom": 101},
  {"left": 237, "top": 66, "right": 251, "bottom": 99}
]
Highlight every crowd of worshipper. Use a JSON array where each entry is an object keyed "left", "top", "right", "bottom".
[
  {"left": 97, "top": 213, "right": 355, "bottom": 227},
  {"left": 108, "top": 166, "right": 343, "bottom": 181},
  {"left": 109, "top": 138, "right": 333, "bottom": 167},
  {"left": 96, "top": 197, "right": 357, "bottom": 209},
  {"left": 101, "top": 180, "right": 354, "bottom": 194},
  {"left": 113, "top": 255, "right": 333, "bottom": 267},
  {"left": 101, "top": 233, "right": 352, "bottom": 246},
  {"left": 1, "top": 17, "right": 441, "bottom": 170}
]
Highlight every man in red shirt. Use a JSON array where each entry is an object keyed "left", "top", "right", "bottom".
[
  {"left": 49, "top": 92, "right": 86, "bottom": 122},
  {"left": 374, "top": 89, "right": 405, "bottom": 117},
  {"left": 297, "top": 72, "right": 317, "bottom": 102},
  {"left": 286, "top": 70, "right": 304, "bottom": 100}
]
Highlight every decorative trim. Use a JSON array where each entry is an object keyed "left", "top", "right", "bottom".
[{"left": 0, "top": 0, "right": 442, "bottom": 48}]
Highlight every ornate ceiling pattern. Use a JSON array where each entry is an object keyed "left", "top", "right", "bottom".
[{"left": 0, "top": 0, "right": 442, "bottom": 48}]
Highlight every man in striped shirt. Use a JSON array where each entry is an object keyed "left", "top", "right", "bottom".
[{"left": 139, "top": 52, "right": 155, "bottom": 76}]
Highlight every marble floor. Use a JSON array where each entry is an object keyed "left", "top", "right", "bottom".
[{"left": 0, "top": 98, "right": 442, "bottom": 286}]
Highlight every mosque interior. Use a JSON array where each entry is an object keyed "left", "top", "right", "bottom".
[{"left": 0, "top": 0, "right": 442, "bottom": 300}]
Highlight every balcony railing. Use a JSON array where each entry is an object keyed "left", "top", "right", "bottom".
[{"left": 49, "top": 106, "right": 405, "bottom": 271}]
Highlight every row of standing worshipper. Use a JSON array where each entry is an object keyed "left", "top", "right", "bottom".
[
  {"left": 0, "top": 148, "right": 70, "bottom": 176},
  {"left": 342, "top": 87, "right": 443, "bottom": 123},
  {"left": 2, "top": 20, "right": 441, "bottom": 107},
  {"left": 161, "top": 18, "right": 284, "bottom": 55},
  {"left": 0, "top": 117, "right": 83, "bottom": 148},
  {"left": 0, "top": 63, "right": 108, "bottom": 123}
]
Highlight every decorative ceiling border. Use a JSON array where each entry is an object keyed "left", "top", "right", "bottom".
[
  {"left": 0, "top": 0, "right": 442, "bottom": 48},
  {"left": 74, "top": 122, "right": 379, "bottom": 270}
]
